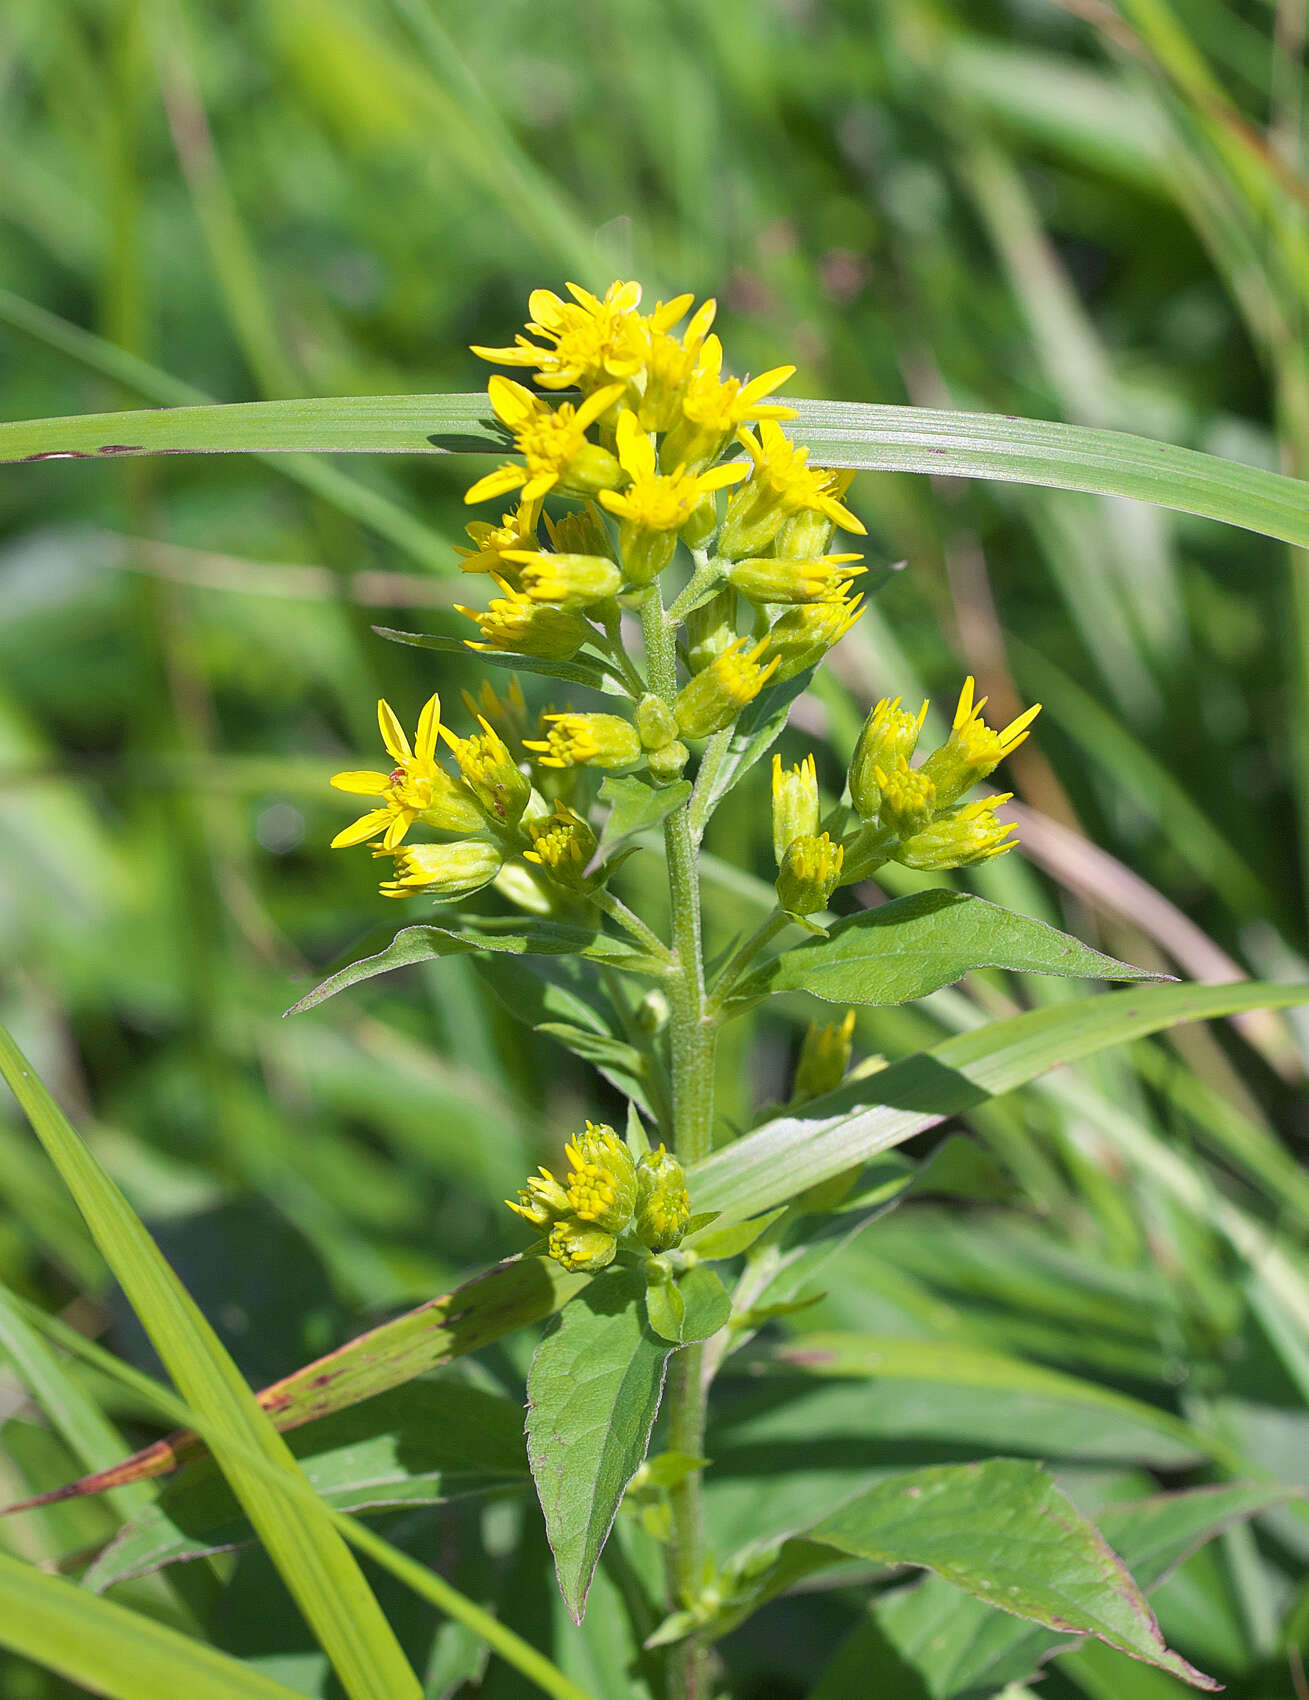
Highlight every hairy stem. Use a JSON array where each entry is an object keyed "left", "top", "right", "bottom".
[{"left": 642, "top": 586, "right": 715, "bottom": 1699}]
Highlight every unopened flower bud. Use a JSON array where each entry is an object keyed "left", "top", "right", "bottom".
[
  {"left": 634, "top": 1146, "right": 691, "bottom": 1251},
  {"left": 634, "top": 988, "right": 670, "bottom": 1034},
  {"left": 773, "top": 479, "right": 855, "bottom": 559},
  {"left": 680, "top": 490, "right": 720, "bottom": 548},
  {"left": 635, "top": 694, "right": 679, "bottom": 751},
  {"left": 506, "top": 1167, "right": 571, "bottom": 1230},
  {"left": 523, "top": 802, "right": 599, "bottom": 888},
  {"left": 544, "top": 504, "right": 616, "bottom": 561},
  {"left": 792, "top": 1010, "right": 856, "bottom": 1104},
  {"left": 776, "top": 832, "right": 844, "bottom": 916},
  {"left": 564, "top": 1121, "right": 637, "bottom": 1231},
  {"left": 505, "top": 551, "right": 624, "bottom": 610},
  {"left": 525, "top": 712, "right": 643, "bottom": 770},
  {"left": 917, "top": 678, "right": 1041, "bottom": 808},
  {"left": 548, "top": 1218, "right": 618, "bottom": 1272},
  {"left": 895, "top": 795, "right": 1019, "bottom": 871},
  {"left": 685, "top": 587, "right": 740, "bottom": 675},
  {"left": 875, "top": 757, "right": 936, "bottom": 838},
  {"left": 649, "top": 740, "right": 690, "bottom": 782},
  {"left": 618, "top": 524, "right": 678, "bottom": 586},
  {"left": 771, "top": 753, "right": 820, "bottom": 865},
  {"left": 674, "top": 638, "right": 779, "bottom": 739},
  {"left": 378, "top": 838, "right": 503, "bottom": 901},
  {"left": 848, "top": 696, "right": 928, "bottom": 818},
  {"left": 457, "top": 580, "right": 594, "bottom": 660}
]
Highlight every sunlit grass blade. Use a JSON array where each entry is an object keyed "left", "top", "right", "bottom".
[
  {"left": 0, "top": 1021, "right": 424, "bottom": 1700},
  {"left": 1, "top": 387, "right": 1306, "bottom": 546},
  {"left": 0, "top": 1548, "right": 308, "bottom": 1700}
]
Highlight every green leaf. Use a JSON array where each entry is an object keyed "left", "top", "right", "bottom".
[
  {"left": 767, "top": 1334, "right": 1208, "bottom": 1465},
  {"left": 525, "top": 1269, "right": 671, "bottom": 1621},
  {"left": 84, "top": 1380, "right": 528, "bottom": 1589},
  {"left": 690, "top": 981, "right": 1309, "bottom": 1223},
  {"left": 685, "top": 1208, "right": 787, "bottom": 1261},
  {"left": 597, "top": 774, "right": 692, "bottom": 853},
  {"left": 728, "top": 891, "right": 1165, "bottom": 1012},
  {"left": 8, "top": 1255, "right": 586, "bottom": 1511},
  {"left": 813, "top": 1482, "right": 1297, "bottom": 1700},
  {"left": 645, "top": 1266, "right": 733, "bottom": 1345},
  {"left": 287, "top": 919, "right": 664, "bottom": 1015},
  {"left": 372, "top": 625, "right": 621, "bottom": 693},
  {"left": 0, "top": 1546, "right": 309, "bottom": 1700},
  {"left": 4, "top": 393, "right": 1306, "bottom": 546},
  {"left": 806, "top": 1460, "right": 1215, "bottom": 1687},
  {"left": 0, "top": 1024, "right": 423, "bottom": 1700}
]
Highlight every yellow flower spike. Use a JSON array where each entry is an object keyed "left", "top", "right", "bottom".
[
  {"left": 673, "top": 637, "right": 780, "bottom": 739},
  {"left": 599, "top": 409, "right": 749, "bottom": 582},
  {"left": 438, "top": 716, "right": 531, "bottom": 827},
  {"left": 472, "top": 280, "right": 648, "bottom": 393},
  {"left": 464, "top": 377, "right": 626, "bottom": 506},
  {"left": 771, "top": 753, "right": 820, "bottom": 866},
  {"left": 633, "top": 1146, "right": 691, "bottom": 1252},
  {"left": 523, "top": 801, "right": 599, "bottom": 889},
  {"left": 456, "top": 578, "right": 595, "bottom": 660},
  {"left": 502, "top": 549, "right": 624, "bottom": 609},
  {"left": 918, "top": 678, "right": 1041, "bottom": 808},
  {"left": 765, "top": 587, "right": 865, "bottom": 682},
  {"left": 793, "top": 1010, "right": 858, "bottom": 1104},
  {"left": 848, "top": 695, "right": 929, "bottom": 819},
  {"left": 376, "top": 838, "right": 505, "bottom": 900},
  {"left": 895, "top": 794, "right": 1020, "bottom": 872},
  {"left": 329, "top": 695, "right": 485, "bottom": 849},
  {"left": 524, "top": 712, "right": 643, "bottom": 771},
  {"left": 874, "top": 756, "right": 937, "bottom": 838},
  {"left": 719, "top": 419, "right": 866, "bottom": 561},
  {"left": 776, "top": 831, "right": 845, "bottom": 917},
  {"left": 661, "top": 336, "right": 798, "bottom": 472},
  {"left": 563, "top": 1121, "right": 637, "bottom": 1231},
  {"left": 727, "top": 553, "right": 866, "bottom": 606},
  {"left": 455, "top": 498, "right": 542, "bottom": 581}
]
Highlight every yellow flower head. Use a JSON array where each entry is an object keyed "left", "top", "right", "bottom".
[
  {"left": 637, "top": 297, "right": 719, "bottom": 432},
  {"left": 460, "top": 676, "right": 530, "bottom": 751},
  {"left": 727, "top": 552, "right": 866, "bottom": 605},
  {"left": 719, "top": 420, "right": 866, "bottom": 559},
  {"left": 563, "top": 1121, "right": 638, "bottom": 1231},
  {"left": 793, "top": 1010, "right": 857, "bottom": 1104},
  {"left": 776, "top": 831, "right": 845, "bottom": 916},
  {"left": 506, "top": 1167, "right": 570, "bottom": 1230},
  {"left": 456, "top": 578, "right": 594, "bottom": 660},
  {"left": 465, "top": 377, "right": 625, "bottom": 507},
  {"left": 523, "top": 801, "right": 599, "bottom": 888},
  {"left": 455, "top": 499, "right": 542, "bottom": 582},
  {"left": 764, "top": 587, "right": 866, "bottom": 682},
  {"left": 874, "top": 756, "right": 937, "bottom": 838},
  {"left": 895, "top": 794, "right": 1020, "bottom": 871},
  {"left": 919, "top": 678, "right": 1041, "bottom": 808},
  {"left": 849, "top": 695, "right": 929, "bottom": 818},
  {"left": 376, "top": 837, "right": 504, "bottom": 900},
  {"left": 771, "top": 753, "right": 820, "bottom": 865},
  {"left": 502, "top": 550, "right": 624, "bottom": 609},
  {"left": 673, "top": 637, "right": 781, "bottom": 739},
  {"left": 525, "top": 712, "right": 643, "bottom": 771},
  {"left": 329, "top": 696, "right": 484, "bottom": 850},
  {"left": 633, "top": 1145, "right": 690, "bottom": 1252},
  {"left": 547, "top": 1218, "right": 618, "bottom": 1273},
  {"left": 472, "top": 280, "right": 649, "bottom": 393},
  {"left": 662, "top": 335, "right": 797, "bottom": 471},
  {"left": 599, "top": 409, "right": 748, "bottom": 536},
  {"left": 439, "top": 716, "right": 530, "bottom": 827}
]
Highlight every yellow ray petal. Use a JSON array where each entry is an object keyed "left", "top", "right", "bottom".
[
  {"left": 330, "top": 770, "right": 392, "bottom": 795},
  {"left": 377, "top": 699, "right": 411, "bottom": 763},
  {"left": 415, "top": 694, "right": 442, "bottom": 763},
  {"left": 330, "top": 808, "right": 394, "bottom": 849}
]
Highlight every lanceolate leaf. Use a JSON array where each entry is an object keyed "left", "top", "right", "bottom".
[
  {"left": 2, "top": 394, "right": 1305, "bottom": 546},
  {"left": 526, "top": 1268, "right": 671, "bottom": 1622},
  {"left": 806, "top": 1460, "right": 1215, "bottom": 1687},
  {"left": 285, "top": 919, "right": 665, "bottom": 1015},
  {"left": 373, "top": 626, "right": 622, "bottom": 693},
  {"left": 5, "top": 1256, "right": 587, "bottom": 1514},
  {"left": 726, "top": 891, "right": 1164, "bottom": 1012},
  {"left": 85, "top": 1381, "right": 529, "bottom": 1590},
  {"left": 690, "top": 981, "right": 1309, "bottom": 1223}
]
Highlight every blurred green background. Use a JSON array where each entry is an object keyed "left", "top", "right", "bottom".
[{"left": 2, "top": 1, "right": 1308, "bottom": 1695}]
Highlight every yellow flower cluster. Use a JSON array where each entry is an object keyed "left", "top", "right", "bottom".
[{"left": 507, "top": 1122, "right": 691, "bottom": 1272}]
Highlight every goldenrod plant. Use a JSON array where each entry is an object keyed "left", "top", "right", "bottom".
[{"left": 3, "top": 248, "right": 1309, "bottom": 1700}]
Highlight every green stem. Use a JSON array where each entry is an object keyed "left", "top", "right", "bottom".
[
  {"left": 586, "top": 886, "right": 675, "bottom": 966},
  {"left": 707, "top": 910, "right": 790, "bottom": 1007},
  {"left": 641, "top": 586, "right": 715, "bottom": 1699}
]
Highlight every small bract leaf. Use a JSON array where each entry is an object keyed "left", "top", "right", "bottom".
[
  {"left": 597, "top": 774, "right": 692, "bottom": 853},
  {"left": 372, "top": 626, "right": 622, "bottom": 693}
]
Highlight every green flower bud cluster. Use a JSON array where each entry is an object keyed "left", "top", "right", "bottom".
[{"left": 507, "top": 1124, "right": 691, "bottom": 1272}]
